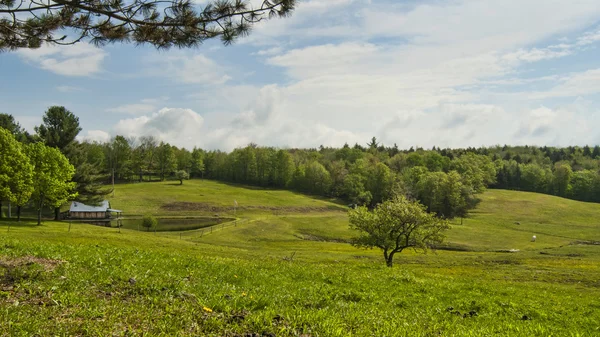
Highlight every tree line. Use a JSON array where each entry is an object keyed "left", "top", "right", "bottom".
[{"left": 3, "top": 107, "right": 600, "bottom": 222}]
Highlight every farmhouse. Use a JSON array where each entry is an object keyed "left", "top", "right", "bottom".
[{"left": 68, "top": 200, "right": 121, "bottom": 219}]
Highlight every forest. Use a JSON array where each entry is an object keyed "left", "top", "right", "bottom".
[{"left": 2, "top": 106, "right": 600, "bottom": 221}]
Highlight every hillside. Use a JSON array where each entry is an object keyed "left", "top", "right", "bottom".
[{"left": 1, "top": 181, "right": 599, "bottom": 336}]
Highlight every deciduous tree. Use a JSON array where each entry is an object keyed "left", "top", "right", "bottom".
[
  {"left": 0, "top": 128, "right": 33, "bottom": 220},
  {"left": 27, "top": 143, "right": 77, "bottom": 225},
  {"left": 349, "top": 196, "right": 450, "bottom": 267}
]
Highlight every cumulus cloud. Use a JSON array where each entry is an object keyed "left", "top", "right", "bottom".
[
  {"left": 77, "top": 130, "right": 111, "bottom": 143},
  {"left": 17, "top": 43, "right": 106, "bottom": 76},
  {"left": 113, "top": 108, "right": 205, "bottom": 148}
]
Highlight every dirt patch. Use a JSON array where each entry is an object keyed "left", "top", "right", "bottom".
[
  {"left": 571, "top": 240, "right": 600, "bottom": 246},
  {"left": 0, "top": 256, "right": 64, "bottom": 272},
  {"left": 295, "top": 233, "right": 349, "bottom": 243},
  {"left": 161, "top": 202, "right": 343, "bottom": 214}
]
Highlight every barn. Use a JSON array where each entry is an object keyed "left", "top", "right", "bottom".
[{"left": 68, "top": 200, "right": 121, "bottom": 219}]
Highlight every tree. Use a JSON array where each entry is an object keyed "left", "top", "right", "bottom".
[
  {"left": 365, "top": 162, "right": 394, "bottom": 205},
  {"left": 132, "top": 136, "right": 158, "bottom": 181},
  {"left": 553, "top": 162, "right": 572, "bottom": 197},
  {"left": 342, "top": 174, "right": 371, "bottom": 206},
  {"left": 35, "top": 106, "right": 82, "bottom": 150},
  {"left": 273, "top": 150, "right": 294, "bottom": 187},
  {"left": 27, "top": 143, "right": 77, "bottom": 225},
  {"left": 67, "top": 141, "right": 111, "bottom": 205},
  {"left": 0, "top": 0, "right": 296, "bottom": 51},
  {"left": 0, "top": 128, "right": 34, "bottom": 221},
  {"left": 155, "top": 142, "right": 176, "bottom": 181},
  {"left": 141, "top": 215, "right": 158, "bottom": 231},
  {"left": 190, "top": 147, "right": 206, "bottom": 179},
  {"left": 349, "top": 196, "right": 450, "bottom": 267},
  {"left": 105, "top": 135, "right": 133, "bottom": 181},
  {"left": 175, "top": 170, "right": 189, "bottom": 185},
  {"left": 304, "top": 161, "right": 331, "bottom": 195}
]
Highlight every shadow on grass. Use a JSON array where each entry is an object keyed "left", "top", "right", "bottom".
[{"left": 0, "top": 218, "right": 40, "bottom": 229}]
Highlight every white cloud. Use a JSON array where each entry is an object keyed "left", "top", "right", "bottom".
[
  {"left": 528, "top": 68, "right": 600, "bottom": 99},
  {"left": 17, "top": 43, "right": 107, "bottom": 76},
  {"left": 253, "top": 47, "right": 284, "bottom": 56},
  {"left": 113, "top": 108, "right": 205, "bottom": 148},
  {"left": 512, "top": 101, "right": 600, "bottom": 146},
  {"left": 77, "top": 130, "right": 111, "bottom": 143},
  {"left": 577, "top": 27, "right": 600, "bottom": 46}
]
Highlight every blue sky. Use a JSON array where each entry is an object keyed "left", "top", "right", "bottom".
[{"left": 1, "top": 0, "right": 600, "bottom": 150}]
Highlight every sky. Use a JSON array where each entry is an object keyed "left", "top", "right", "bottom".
[{"left": 1, "top": 0, "right": 600, "bottom": 151}]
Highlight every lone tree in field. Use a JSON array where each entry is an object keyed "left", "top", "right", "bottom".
[
  {"left": 0, "top": 0, "right": 295, "bottom": 51},
  {"left": 175, "top": 170, "right": 189, "bottom": 185},
  {"left": 349, "top": 196, "right": 450, "bottom": 268}
]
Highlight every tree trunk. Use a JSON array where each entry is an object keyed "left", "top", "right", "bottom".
[
  {"left": 37, "top": 204, "right": 42, "bottom": 226},
  {"left": 17, "top": 206, "right": 21, "bottom": 222},
  {"left": 386, "top": 251, "right": 396, "bottom": 268},
  {"left": 54, "top": 207, "right": 60, "bottom": 221},
  {"left": 8, "top": 200, "right": 11, "bottom": 218},
  {"left": 0, "top": 199, "right": 3, "bottom": 219},
  {"left": 180, "top": 179, "right": 183, "bottom": 185}
]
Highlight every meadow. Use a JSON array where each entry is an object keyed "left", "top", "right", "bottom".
[{"left": 1, "top": 180, "right": 599, "bottom": 336}]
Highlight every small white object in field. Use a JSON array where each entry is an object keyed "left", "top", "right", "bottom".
[{"left": 531, "top": 235, "right": 537, "bottom": 242}]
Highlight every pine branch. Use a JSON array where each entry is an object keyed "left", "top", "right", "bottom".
[{"left": 0, "top": 0, "right": 295, "bottom": 51}]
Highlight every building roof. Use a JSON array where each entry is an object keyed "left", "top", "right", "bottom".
[{"left": 69, "top": 200, "right": 110, "bottom": 212}]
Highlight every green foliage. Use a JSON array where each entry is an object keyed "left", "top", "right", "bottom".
[
  {"left": 553, "top": 162, "right": 572, "bottom": 197},
  {"left": 175, "top": 170, "right": 189, "bottom": 184},
  {"left": 35, "top": 106, "right": 81, "bottom": 151},
  {"left": 349, "top": 196, "right": 450, "bottom": 267},
  {"left": 156, "top": 142, "right": 177, "bottom": 181},
  {"left": 0, "top": 128, "right": 34, "bottom": 215},
  {"left": 304, "top": 161, "right": 331, "bottom": 195},
  {"left": 190, "top": 147, "right": 205, "bottom": 178},
  {"left": 141, "top": 214, "right": 158, "bottom": 231},
  {"left": 0, "top": 0, "right": 296, "bottom": 51},
  {"left": 1, "top": 184, "right": 600, "bottom": 335},
  {"left": 27, "top": 142, "right": 77, "bottom": 225}
]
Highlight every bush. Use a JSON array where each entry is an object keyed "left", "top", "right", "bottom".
[{"left": 141, "top": 215, "right": 158, "bottom": 231}]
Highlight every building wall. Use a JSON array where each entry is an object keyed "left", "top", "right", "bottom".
[{"left": 70, "top": 211, "right": 108, "bottom": 219}]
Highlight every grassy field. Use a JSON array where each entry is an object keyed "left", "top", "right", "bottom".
[{"left": 1, "top": 180, "right": 599, "bottom": 336}]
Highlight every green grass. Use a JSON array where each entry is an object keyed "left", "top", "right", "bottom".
[{"left": 1, "top": 181, "right": 600, "bottom": 336}]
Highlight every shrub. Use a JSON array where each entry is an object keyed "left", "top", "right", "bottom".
[{"left": 141, "top": 215, "right": 158, "bottom": 231}]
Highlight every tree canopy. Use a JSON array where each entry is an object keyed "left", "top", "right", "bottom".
[
  {"left": 0, "top": 0, "right": 295, "bottom": 51},
  {"left": 35, "top": 106, "right": 82, "bottom": 151},
  {"left": 27, "top": 142, "right": 77, "bottom": 225},
  {"left": 0, "top": 128, "right": 34, "bottom": 219},
  {"left": 349, "top": 196, "right": 450, "bottom": 268}
]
